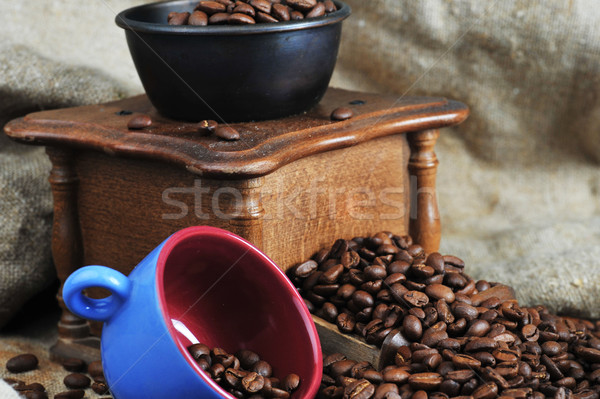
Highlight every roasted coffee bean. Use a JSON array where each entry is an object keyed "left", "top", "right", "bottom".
[
  {"left": 241, "top": 371, "right": 264, "bottom": 392},
  {"left": 60, "top": 358, "right": 86, "bottom": 373},
  {"left": 167, "top": 11, "right": 190, "bottom": 25},
  {"left": 196, "top": 1, "right": 227, "bottom": 14},
  {"left": 64, "top": 373, "right": 91, "bottom": 389},
  {"left": 408, "top": 372, "right": 443, "bottom": 390},
  {"left": 306, "top": 2, "right": 325, "bottom": 18},
  {"left": 289, "top": 10, "right": 304, "bottom": 19},
  {"left": 425, "top": 283, "right": 455, "bottom": 303},
  {"left": 352, "top": 290, "right": 374, "bottom": 309},
  {"left": 20, "top": 391, "right": 48, "bottom": 399},
  {"left": 87, "top": 360, "right": 104, "bottom": 379},
  {"left": 337, "top": 312, "right": 356, "bottom": 333},
  {"left": 286, "top": 0, "right": 317, "bottom": 11},
  {"left": 271, "top": 3, "right": 290, "bottom": 20},
  {"left": 91, "top": 381, "right": 109, "bottom": 394},
  {"left": 252, "top": 360, "right": 272, "bottom": 378},
  {"left": 54, "top": 391, "right": 85, "bottom": 399},
  {"left": 215, "top": 125, "right": 240, "bottom": 140},
  {"left": 382, "top": 367, "right": 410, "bottom": 384},
  {"left": 229, "top": 12, "right": 256, "bottom": 24},
  {"left": 331, "top": 107, "right": 354, "bottom": 121},
  {"left": 281, "top": 373, "right": 300, "bottom": 392},
  {"left": 323, "top": 0, "right": 337, "bottom": 13},
  {"left": 6, "top": 354, "right": 38, "bottom": 373},
  {"left": 403, "top": 290, "right": 429, "bottom": 307},
  {"left": 189, "top": 10, "right": 209, "bottom": 25}
]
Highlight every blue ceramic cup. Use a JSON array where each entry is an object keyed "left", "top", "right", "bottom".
[{"left": 63, "top": 226, "right": 322, "bottom": 399}]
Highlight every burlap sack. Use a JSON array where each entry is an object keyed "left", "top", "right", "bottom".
[
  {"left": 0, "top": 43, "right": 132, "bottom": 328},
  {"left": 331, "top": 0, "right": 600, "bottom": 318}
]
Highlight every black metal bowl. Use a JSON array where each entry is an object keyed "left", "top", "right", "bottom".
[{"left": 116, "top": 1, "right": 351, "bottom": 122}]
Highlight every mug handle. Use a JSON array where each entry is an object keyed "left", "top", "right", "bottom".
[{"left": 63, "top": 266, "right": 132, "bottom": 322}]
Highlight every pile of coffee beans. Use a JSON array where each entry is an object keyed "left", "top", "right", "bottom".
[
  {"left": 4, "top": 355, "right": 111, "bottom": 399},
  {"left": 187, "top": 343, "right": 301, "bottom": 398},
  {"left": 167, "top": 0, "right": 338, "bottom": 26},
  {"left": 289, "top": 232, "right": 600, "bottom": 398}
]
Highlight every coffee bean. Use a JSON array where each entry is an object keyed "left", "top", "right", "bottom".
[
  {"left": 286, "top": 0, "right": 317, "bottom": 11},
  {"left": 408, "top": 372, "right": 443, "bottom": 390},
  {"left": 271, "top": 3, "right": 290, "bottom": 20},
  {"left": 331, "top": 107, "right": 354, "bottom": 121},
  {"left": 21, "top": 391, "right": 48, "bottom": 399},
  {"left": 195, "top": 1, "right": 227, "bottom": 14},
  {"left": 337, "top": 312, "right": 356, "bottom": 333},
  {"left": 249, "top": 0, "right": 272, "bottom": 13},
  {"left": 167, "top": 11, "right": 190, "bottom": 25},
  {"left": 188, "top": 343, "right": 211, "bottom": 360},
  {"left": 60, "top": 358, "right": 86, "bottom": 373},
  {"left": 6, "top": 354, "right": 38, "bottom": 373},
  {"left": 127, "top": 114, "right": 152, "bottom": 130},
  {"left": 54, "top": 390, "right": 85, "bottom": 399},
  {"left": 63, "top": 373, "right": 90, "bottom": 389},
  {"left": 323, "top": 0, "right": 337, "bottom": 13},
  {"left": 425, "top": 283, "right": 455, "bottom": 303},
  {"left": 306, "top": 2, "right": 325, "bottom": 18},
  {"left": 87, "top": 360, "right": 104, "bottom": 378},
  {"left": 289, "top": 10, "right": 304, "bottom": 20},
  {"left": 90, "top": 381, "right": 109, "bottom": 394},
  {"left": 281, "top": 373, "right": 300, "bottom": 392},
  {"left": 209, "top": 12, "right": 231, "bottom": 23},
  {"left": 344, "top": 379, "right": 375, "bottom": 399},
  {"left": 403, "top": 290, "right": 429, "bottom": 307},
  {"left": 189, "top": 10, "right": 209, "bottom": 25},
  {"left": 215, "top": 125, "right": 240, "bottom": 140},
  {"left": 229, "top": 12, "right": 256, "bottom": 24}
]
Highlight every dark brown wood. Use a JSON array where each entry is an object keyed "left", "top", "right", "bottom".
[
  {"left": 407, "top": 129, "right": 441, "bottom": 254},
  {"left": 4, "top": 89, "right": 468, "bottom": 179},
  {"left": 3, "top": 88, "right": 469, "bottom": 362},
  {"left": 46, "top": 148, "right": 89, "bottom": 339}
]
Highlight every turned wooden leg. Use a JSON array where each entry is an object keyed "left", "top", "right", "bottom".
[
  {"left": 407, "top": 130, "right": 441, "bottom": 254},
  {"left": 46, "top": 147, "right": 89, "bottom": 340},
  {"left": 225, "top": 178, "right": 266, "bottom": 250}
]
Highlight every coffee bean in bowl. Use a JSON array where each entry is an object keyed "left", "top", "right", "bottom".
[
  {"left": 115, "top": 0, "right": 351, "bottom": 122},
  {"left": 166, "top": 0, "right": 338, "bottom": 26}
]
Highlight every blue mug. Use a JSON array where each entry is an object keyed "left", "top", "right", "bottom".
[{"left": 63, "top": 226, "right": 322, "bottom": 399}]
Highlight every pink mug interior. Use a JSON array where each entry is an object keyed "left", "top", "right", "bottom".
[{"left": 155, "top": 227, "right": 322, "bottom": 398}]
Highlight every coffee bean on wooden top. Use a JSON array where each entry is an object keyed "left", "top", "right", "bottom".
[
  {"left": 54, "top": 390, "right": 85, "bottom": 399},
  {"left": 87, "top": 360, "right": 104, "bottom": 378},
  {"left": 64, "top": 373, "right": 91, "bottom": 389},
  {"left": 331, "top": 107, "right": 354, "bottom": 121},
  {"left": 167, "top": 11, "right": 190, "bottom": 25},
  {"left": 127, "top": 114, "right": 152, "bottom": 130},
  {"left": 214, "top": 125, "right": 240, "bottom": 140},
  {"left": 61, "top": 358, "right": 86, "bottom": 373},
  {"left": 189, "top": 10, "right": 209, "bottom": 25},
  {"left": 6, "top": 354, "right": 38, "bottom": 373}
]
